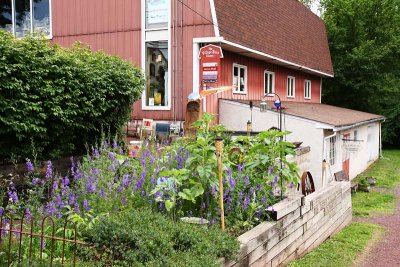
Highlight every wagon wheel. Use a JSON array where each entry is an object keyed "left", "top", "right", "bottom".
[{"left": 301, "top": 171, "right": 315, "bottom": 196}]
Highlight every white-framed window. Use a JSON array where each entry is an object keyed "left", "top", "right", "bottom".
[
  {"left": 287, "top": 76, "right": 295, "bottom": 98},
  {"left": 329, "top": 136, "right": 337, "bottom": 166},
  {"left": 304, "top": 80, "right": 311, "bottom": 99},
  {"left": 0, "top": 0, "right": 52, "bottom": 38},
  {"left": 264, "top": 70, "right": 275, "bottom": 95},
  {"left": 142, "top": 0, "right": 171, "bottom": 110},
  {"left": 232, "top": 64, "right": 247, "bottom": 94}
]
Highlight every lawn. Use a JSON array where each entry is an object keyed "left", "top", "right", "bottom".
[
  {"left": 289, "top": 223, "right": 384, "bottom": 267},
  {"left": 290, "top": 150, "right": 400, "bottom": 266}
]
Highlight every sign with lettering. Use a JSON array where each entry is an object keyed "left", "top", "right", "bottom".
[
  {"left": 199, "top": 45, "right": 223, "bottom": 86},
  {"left": 342, "top": 140, "right": 361, "bottom": 152}
]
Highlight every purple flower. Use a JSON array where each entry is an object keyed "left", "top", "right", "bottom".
[
  {"left": 268, "top": 168, "right": 274, "bottom": 175},
  {"left": 229, "top": 178, "right": 236, "bottom": 189},
  {"left": 211, "top": 184, "right": 217, "bottom": 197},
  {"left": 108, "top": 152, "right": 116, "bottom": 161},
  {"left": 239, "top": 191, "right": 243, "bottom": 200},
  {"left": 45, "top": 201, "right": 57, "bottom": 216},
  {"left": 200, "top": 217, "right": 204, "bottom": 225},
  {"left": 103, "top": 140, "right": 108, "bottom": 149},
  {"left": 32, "top": 178, "right": 39, "bottom": 186},
  {"left": 242, "top": 194, "right": 250, "bottom": 209},
  {"left": 121, "top": 196, "right": 127, "bottom": 207},
  {"left": 93, "top": 149, "right": 100, "bottom": 158},
  {"left": 274, "top": 176, "right": 279, "bottom": 183},
  {"left": 100, "top": 187, "right": 107, "bottom": 199},
  {"left": 62, "top": 177, "right": 70, "bottom": 187},
  {"left": 261, "top": 197, "right": 266, "bottom": 204},
  {"left": 74, "top": 203, "right": 80, "bottom": 213},
  {"left": 257, "top": 183, "right": 262, "bottom": 191},
  {"left": 244, "top": 175, "right": 249, "bottom": 187},
  {"left": 238, "top": 164, "right": 245, "bottom": 173},
  {"left": 40, "top": 239, "right": 45, "bottom": 250},
  {"left": 83, "top": 199, "right": 90, "bottom": 212},
  {"left": 25, "top": 208, "right": 31, "bottom": 221},
  {"left": 250, "top": 187, "right": 255, "bottom": 194},
  {"left": 0, "top": 207, "right": 3, "bottom": 216},
  {"left": 201, "top": 202, "right": 206, "bottom": 210},
  {"left": 226, "top": 168, "right": 232, "bottom": 177},
  {"left": 45, "top": 161, "right": 53, "bottom": 181},
  {"left": 56, "top": 194, "right": 62, "bottom": 206},
  {"left": 112, "top": 140, "right": 117, "bottom": 149},
  {"left": 290, "top": 182, "right": 294, "bottom": 189},
  {"left": 8, "top": 191, "right": 18, "bottom": 203},
  {"left": 68, "top": 192, "right": 75, "bottom": 205},
  {"left": 26, "top": 159, "right": 34, "bottom": 172}
]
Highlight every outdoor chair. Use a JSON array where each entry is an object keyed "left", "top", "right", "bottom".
[
  {"left": 140, "top": 119, "right": 154, "bottom": 140},
  {"left": 155, "top": 123, "right": 170, "bottom": 142}
]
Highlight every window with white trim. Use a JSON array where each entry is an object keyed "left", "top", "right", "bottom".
[
  {"left": 287, "top": 76, "right": 295, "bottom": 98},
  {"left": 304, "top": 80, "right": 311, "bottom": 99},
  {"left": 142, "top": 0, "right": 170, "bottom": 109},
  {"left": 233, "top": 64, "right": 247, "bottom": 94},
  {"left": 329, "top": 136, "right": 337, "bottom": 166},
  {"left": 0, "top": 0, "right": 51, "bottom": 37},
  {"left": 264, "top": 70, "right": 275, "bottom": 95}
]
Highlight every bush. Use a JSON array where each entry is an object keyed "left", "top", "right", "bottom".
[
  {"left": 0, "top": 30, "right": 144, "bottom": 161},
  {"left": 81, "top": 209, "right": 239, "bottom": 267}
]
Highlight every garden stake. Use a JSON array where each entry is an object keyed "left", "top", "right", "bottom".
[{"left": 215, "top": 136, "right": 225, "bottom": 231}]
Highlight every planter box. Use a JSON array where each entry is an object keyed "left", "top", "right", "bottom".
[{"left": 222, "top": 181, "right": 352, "bottom": 267}]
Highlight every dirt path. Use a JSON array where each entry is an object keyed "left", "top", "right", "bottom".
[{"left": 354, "top": 186, "right": 400, "bottom": 267}]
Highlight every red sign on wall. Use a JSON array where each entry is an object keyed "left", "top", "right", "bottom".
[{"left": 199, "top": 44, "right": 223, "bottom": 86}]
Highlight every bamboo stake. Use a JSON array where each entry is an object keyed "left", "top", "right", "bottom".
[{"left": 215, "top": 136, "right": 225, "bottom": 231}]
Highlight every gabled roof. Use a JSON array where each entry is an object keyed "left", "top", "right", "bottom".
[
  {"left": 226, "top": 100, "right": 385, "bottom": 129},
  {"left": 213, "top": 0, "right": 334, "bottom": 77}
]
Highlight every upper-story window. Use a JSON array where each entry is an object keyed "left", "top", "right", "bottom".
[
  {"left": 264, "top": 70, "right": 275, "bottom": 95},
  {"left": 233, "top": 64, "right": 247, "bottom": 94},
  {"left": 0, "top": 0, "right": 51, "bottom": 38},
  {"left": 287, "top": 76, "right": 295, "bottom": 98},
  {"left": 145, "top": 0, "right": 168, "bottom": 29},
  {"left": 304, "top": 80, "right": 311, "bottom": 99}
]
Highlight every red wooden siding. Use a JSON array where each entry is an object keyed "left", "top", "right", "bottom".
[
  {"left": 51, "top": 0, "right": 215, "bottom": 122},
  {"left": 205, "top": 51, "right": 321, "bottom": 117}
]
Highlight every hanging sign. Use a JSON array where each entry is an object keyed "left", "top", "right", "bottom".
[
  {"left": 342, "top": 140, "right": 362, "bottom": 152},
  {"left": 199, "top": 44, "right": 223, "bottom": 86}
]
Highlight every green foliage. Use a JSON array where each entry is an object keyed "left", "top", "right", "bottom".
[
  {"left": 321, "top": 0, "right": 400, "bottom": 147},
  {"left": 289, "top": 223, "right": 384, "bottom": 267},
  {"left": 81, "top": 208, "right": 239, "bottom": 267},
  {"left": 0, "top": 30, "right": 144, "bottom": 161}
]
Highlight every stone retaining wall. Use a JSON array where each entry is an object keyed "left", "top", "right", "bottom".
[{"left": 223, "top": 181, "right": 352, "bottom": 267}]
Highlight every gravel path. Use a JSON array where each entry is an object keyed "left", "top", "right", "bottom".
[{"left": 354, "top": 186, "right": 400, "bottom": 267}]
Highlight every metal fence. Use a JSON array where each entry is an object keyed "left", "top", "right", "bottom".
[{"left": 0, "top": 212, "right": 87, "bottom": 266}]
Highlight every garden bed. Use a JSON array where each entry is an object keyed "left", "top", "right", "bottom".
[{"left": 222, "top": 181, "right": 352, "bottom": 267}]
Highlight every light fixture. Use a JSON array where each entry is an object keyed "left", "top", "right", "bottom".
[{"left": 260, "top": 97, "right": 267, "bottom": 112}]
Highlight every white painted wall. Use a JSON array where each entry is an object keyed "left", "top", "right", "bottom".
[
  {"left": 219, "top": 100, "right": 382, "bottom": 188},
  {"left": 328, "top": 122, "right": 381, "bottom": 180},
  {"left": 219, "top": 100, "right": 325, "bottom": 189}
]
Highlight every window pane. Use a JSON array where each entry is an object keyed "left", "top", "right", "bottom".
[
  {"left": 33, "top": 0, "right": 50, "bottom": 35},
  {"left": 269, "top": 74, "right": 273, "bottom": 93},
  {"left": 264, "top": 73, "right": 268, "bottom": 94},
  {"left": 145, "top": 41, "right": 168, "bottom": 106},
  {"left": 0, "top": 0, "right": 12, "bottom": 32},
  {"left": 146, "top": 0, "right": 168, "bottom": 29},
  {"left": 240, "top": 67, "right": 245, "bottom": 91},
  {"left": 15, "top": 0, "right": 31, "bottom": 38}
]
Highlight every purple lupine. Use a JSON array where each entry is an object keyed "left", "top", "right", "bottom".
[
  {"left": 62, "top": 177, "right": 70, "bottom": 187},
  {"left": 200, "top": 217, "right": 204, "bottom": 225},
  {"left": 261, "top": 197, "right": 266, "bottom": 204},
  {"left": 26, "top": 159, "right": 34, "bottom": 172},
  {"left": 290, "top": 182, "right": 294, "bottom": 189},
  {"left": 229, "top": 178, "right": 236, "bottom": 189},
  {"left": 123, "top": 175, "right": 130, "bottom": 188},
  {"left": 25, "top": 208, "right": 31, "bottom": 221},
  {"left": 103, "top": 140, "right": 108, "bottom": 149},
  {"left": 250, "top": 187, "right": 255, "bottom": 195},
  {"left": 257, "top": 183, "right": 262, "bottom": 191},
  {"left": 108, "top": 152, "right": 116, "bottom": 161},
  {"left": 268, "top": 168, "right": 274, "bottom": 175},
  {"left": 74, "top": 203, "right": 80, "bottom": 213},
  {"left": 32, "top": 178, "right": 39, "bottom": 186},
  {"left": 121, "top": 196, "right": 127, "bottom": 207},
  {"left": 0, "top": 207, "right": 3, "bottom": 216},
  {"left": 56, "top": 194, "right": 62, "bottom": 206},
  {"left": 40, "top": 238, "right": 45, "bottom": 250},
  {"left": 45, "top": 161, "right": 53, "bottom": 181},
  {"left": 244, "top": 175, "right": 249, "bottom": 187},
  {"left": 112, "top": 140, "right": 118, "bottom": 149},
  {"left": 8, "top": 190, "right": 18, "bottom": 203},
  {"left": 238, "top": 163, "right": 245, "bottom": 173},
  {"left": 93, "top": 148, "right": 100, "bottom": 158},
  {"left": 226, "top": 167, "right": 232, "bottom": 177},
  {"left": 45, "top": 201, "right": 57, "bottom": 216},
  {"left": 83, "top": 199, "right": 90, "bottom": 212},
  {"left": 274, "top": 176, "right": 279, "bottom": 183},
  {"left": 100, "top": 187, "right": 107, "bottom": 199},
  {"left": 68, "top": 192, "right": 75, "bottom": 205},
  {"left": 201, "top": 202, "right": 206, "bottom": 210},
  {"left": 211, "top": 184, "right": 217, "bottom": 197},
  {"left": 239, "top": 191, "right": 243, "bottom": 200},
  {"left": 242, "top": 194, "right": 250, "bottom": 209}
]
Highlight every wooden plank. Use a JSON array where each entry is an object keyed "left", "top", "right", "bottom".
[{"left": 267, "top": 195, "right": 303, "bottom": 220}]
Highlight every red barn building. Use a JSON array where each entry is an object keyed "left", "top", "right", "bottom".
[{"left": 0, "top": 0, "right": 384, "bottom": 188}]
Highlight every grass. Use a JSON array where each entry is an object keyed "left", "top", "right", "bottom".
[
  {"left": 351, "top": 150, "right": 400, "bottom": 218},
  {"left": 291, "top": 150, "right": 400, "bottom": 267},
  {"left": 289, "top": 223, "right": 384, "bottom": 267}
]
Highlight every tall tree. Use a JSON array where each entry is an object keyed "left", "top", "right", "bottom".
[{"left": 322, "top": 0, "right": 400, "bottom": 146}]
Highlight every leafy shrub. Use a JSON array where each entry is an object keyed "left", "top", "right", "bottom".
[
  {"left": 81, "top": 209, "right": 239, "bottom": 267},
  {"left": 0, "top": 30, "right": 144, "bottom": 161}
]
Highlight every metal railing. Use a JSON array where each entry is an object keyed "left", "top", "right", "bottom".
[{"left": 0, "top": 212, "right": 87, "bottom": 266}]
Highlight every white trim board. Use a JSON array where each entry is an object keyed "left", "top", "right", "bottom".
[{"left": 193, "top": 37, "right": 334, "bottom": 78}]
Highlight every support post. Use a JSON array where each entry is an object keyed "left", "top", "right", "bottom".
[{"left": 215, "top": 136, "right": 225, "bottom": 231}]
